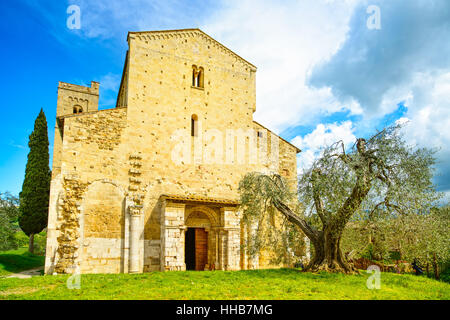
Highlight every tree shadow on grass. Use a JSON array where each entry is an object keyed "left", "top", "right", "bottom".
[{"left": 0, "top": 251, "right": 45, "bottom": 274}]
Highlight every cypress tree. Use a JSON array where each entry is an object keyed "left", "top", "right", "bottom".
[{"left": 19, "top": 109, "right": 51, "bottom": 253}]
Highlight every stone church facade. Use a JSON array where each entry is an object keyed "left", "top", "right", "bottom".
[{"left": 44, "top": 29, "right": 300, "bottom": 274}]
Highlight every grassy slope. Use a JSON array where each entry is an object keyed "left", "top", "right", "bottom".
[
  {"left": 0, "top": 248, "right": 45, "bottom": 276},
  {"left": 0, "top": 269, "right": 449, "bottom": 300}
]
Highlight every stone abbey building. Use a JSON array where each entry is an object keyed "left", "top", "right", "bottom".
[{"left": 44, "top": 29, "right": 300, "bottom": 274}]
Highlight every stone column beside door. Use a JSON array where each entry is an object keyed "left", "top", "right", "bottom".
[
  {"left": 220, "top": 207, "right": 241, "bottom": 270},
  {"left": 129, "top": 210, "right": 141, "bottom": 273},
  {"left": 160, "top": 202, "right": 186, "bottom": 271}
]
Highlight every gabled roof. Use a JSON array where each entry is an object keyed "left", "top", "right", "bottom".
[{"left": 127, "top": 28, "right": 257, "bottom": 71}]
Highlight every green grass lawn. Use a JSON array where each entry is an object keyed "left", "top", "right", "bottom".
[
  {"left": 0, "top": 248, "right": 45, "bottom": 276},
  {"left": 1, "top": 268, "right": 449, "bottom": 300}
]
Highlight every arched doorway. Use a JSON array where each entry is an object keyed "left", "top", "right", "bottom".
[
  {"left": 161, "top": 197, "right": 240, "bottom": 272},
  {"left": 184, "top": 210, "right": 212, "bottom": 271}
]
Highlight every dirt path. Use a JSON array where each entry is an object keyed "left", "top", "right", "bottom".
[{"left": 5, "top": 267, "right": 43, "bottom": 279}]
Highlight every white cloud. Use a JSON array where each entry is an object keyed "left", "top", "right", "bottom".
[
  {"left": 395, "top": 117, "right": 409, "bottom": 126},
  {"left": 291, "top": 121, "right": 356, "bottom": 171},
  {"left": 401, "top": 71, "right": 450, "bottom": 192},
  {"left": 202, "top": 0, "right": 362, "bottom": 133},
  {"left": 309, "top": 0, "right": 450, "bottom": 118},
  {"left": 305, "top": 0, "right": 450, "bottom": 192},
  {"left": 28, "top": 0, "right": 449, "bottom": 193}
]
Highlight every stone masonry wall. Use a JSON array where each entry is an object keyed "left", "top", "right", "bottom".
[
  {"left": 47, "top": 107, "right": 131, "bottom": 274},
  {"left": 46, "top": 29, "right": 300, "bottom": 274}
]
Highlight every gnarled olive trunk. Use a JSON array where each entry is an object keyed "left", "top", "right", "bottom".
[
  {"left": 304, "top": 229, "right": 356, "bottom": 273},
  {"left": 273, "top": 200, "right": 357, "bottom": 273},
  {"left": 269, "top": 139, "right": 372, "bottom": 274}
]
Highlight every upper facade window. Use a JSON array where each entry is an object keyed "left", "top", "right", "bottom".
[
  {"left": 191, "top": 114, "right": 198, "bottom": 137},
  {"left": 73, "top": 105, "right": 83, "bottom": 114},
  {"left": 192, "top": 65, "right": 204, "bottom": 88}
]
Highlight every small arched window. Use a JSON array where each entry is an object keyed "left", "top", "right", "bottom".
[
  {"left": 73, "top": 105, "right": 83, "bottom": 114},
  {"left": 198, "top": 67, "right": 204, "bottom": 88},
  {"left": 192, "top": 65, "right": 204, "bottom": 88},
  {"left": 191, "top": 114, "right": 198, "bottom": 137},
  {"left": 192, "top": 65, "right": 198, "bottom": 87}
]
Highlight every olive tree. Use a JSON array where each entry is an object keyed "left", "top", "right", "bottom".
[
  {"left": 238, "top": 124, "right": 439, "bottom": 273},
  {"left": 383, "top": 205, "right": 449, "bottom": 277}
]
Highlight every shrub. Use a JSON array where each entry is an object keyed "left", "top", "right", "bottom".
[
  {"left": 0, "top": 210, "right": 15, "bottom": 251},
  {"left": 8, "top": 230, "right": 46, "bottom": 255},
  {"left": 13, "top": 230, "right": 29, "bottom": 248},
  {"left": 440, "top": 268, "right": 450, "bottom": 283}
]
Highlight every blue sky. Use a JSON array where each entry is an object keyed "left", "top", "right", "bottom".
[{"left": 1, "top": 0, "right": 449, "bottom": 201}]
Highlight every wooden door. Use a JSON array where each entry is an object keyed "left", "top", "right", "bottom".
[{"left": 195, "top": 228, "right": 208, "bottom": 271}]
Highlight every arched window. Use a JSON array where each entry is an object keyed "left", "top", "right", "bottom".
[
  {"left": 191, "top": 114, "right": 198, "bottom": 137},
  {"left": 192, "top": 65, "right": 198, "bottom": 87},
  {"left": 198, "top": 67, "right": 205, "bottom": 88},
  {"left": 192, "top": 65, "right": 204, "bottom": 88},
  {"left": 73, "top": 105, "right": 83, "bottom": 114}
]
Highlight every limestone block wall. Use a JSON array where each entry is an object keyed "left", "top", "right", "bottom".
[
  {"left": 45, "top": 171, "right": 63, "bottom": 274},
  {"left": 79, "top": 180, "right": 127, "bottom": 273},
  {"left": 225, "top": 229, "right": 241, "bottom": 270},
  {"left": 253, "top": 121, "right": 298, "bottom": 186},
  {"left": 160, "top": 203, "right": 186, "bottom": 271},
  {"left": 45, "top": 108, "right": 130, "bottom": 274},
  {"left": 53, "top": 176, "right": 87, "bottom": 274},
  {"left": 143, "top": 239, "right": 161, "bottom": 272},
  {"left": 80, "top": 238, "right": 125, "bottom": 274}
]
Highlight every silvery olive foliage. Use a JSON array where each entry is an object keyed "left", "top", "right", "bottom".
[
  {"left": 239, "top": 172, "right": 306, "bottom": 265},
  {"left": 342, "top": 205, "right": 449, "bottom": 272},
  {"left": 239, "top": 123, "right": 441, "bottom": 272}
]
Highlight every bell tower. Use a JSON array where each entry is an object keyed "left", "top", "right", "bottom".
[
  {"left": 56, "top": 81, "right": 99, "bottom": 116},
  {"left": 51, "top": 81, "right": 100, "bottom": 178}
]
